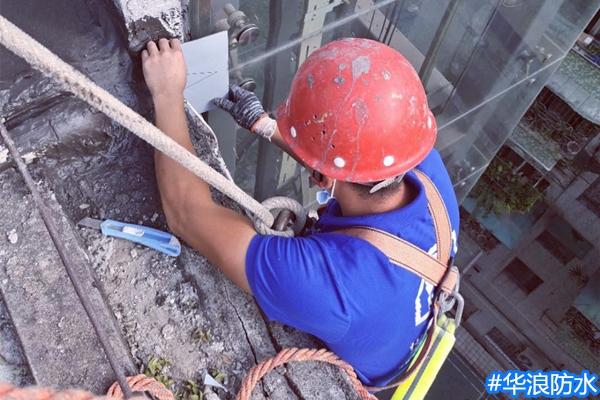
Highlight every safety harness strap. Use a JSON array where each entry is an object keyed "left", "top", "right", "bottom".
[
  {"left": 333, "top": 170, "right": 456, "bottom": 294},
  {"left": 334, "top": 170, "right": 457, "bottom": 393},
  {"left": 413, "top": 170, "right": 452, "bottom": 265},
  {"left": 335, "top": 226, "right": 457, "bottom": 294}
]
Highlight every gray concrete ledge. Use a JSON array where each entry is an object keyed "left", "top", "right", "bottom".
[
  {"left": 109, "top": 0, "right": 184, "bottom": 52},
  {"left": 0, "top": 168, "right": 136, "bottom": 393}
]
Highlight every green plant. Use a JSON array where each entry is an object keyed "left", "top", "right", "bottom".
[
  {"left": 541, "top": 127, "right": 553, "bottom": 140},
  {"left": 144, "top": 356, "right": 174, "bottom": 388},
  {"left": 175, "top": 380, "right": 204, "bottom": 400},
  {"left": 471, "top": 158, "right": 543, "bottom": 217},
  {"left": 192, "top": 327, "right": 211, "bottom": 344},
  {"left": 210, "top": 367, "right": 227, "bottom": 384},
  {"left": 553, "top": 120, "right": 572, "bottom": 141},
  {"left": 568, "top": 263, "right": 589, "bottom": 288},
  {"left": 587, "top": 43, "right": 599, "bottom": 56}
]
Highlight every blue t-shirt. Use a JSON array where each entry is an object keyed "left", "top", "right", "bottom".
[{"left": 245, "top": 149, "right": 459, "bottom": 386}]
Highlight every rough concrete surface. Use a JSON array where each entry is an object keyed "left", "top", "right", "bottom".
[
  {"left": 26, "top": 106, "right": 360, "bottom": 399},
  {"left": 0, "top": 168, "right": 135, "bottom": 393},
  {"left": 73, "top": 193, "right": 361, "bottom": 399},
  {"left": 0, "top": 295, "right": 34, "bottom": 387},
  {"left": 111, "top": 0, "right": 184, "bottom": 52}
]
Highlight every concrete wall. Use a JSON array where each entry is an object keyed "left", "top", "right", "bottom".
[{"left": 109, "top": 0, "right": 184, "bottom": 52}]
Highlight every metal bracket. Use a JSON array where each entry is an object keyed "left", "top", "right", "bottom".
[
  {"left": 299, "top": 0, "right": 347, "bottom": 64},
  {"left": 304, "top": 0, "right": 347, "bottom": 23},
  {"left": 275, "top": 0, "right": 346, "bottom": 202}
]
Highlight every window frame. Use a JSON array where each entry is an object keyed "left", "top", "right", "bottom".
[
  {"left": 578, "top": 178, "right": 600, "bottom": 218},
  {"left": 503, "top": 258, "right": 544, "bottom": 295}
]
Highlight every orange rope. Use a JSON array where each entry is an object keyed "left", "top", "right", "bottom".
[
  {"left": 0, "top": 351, "right": 390, "bottom": 400},
  {"left": 0, "top": 376, "right": 172, "bottom": 400},
  {"left": 106, "top": 375, "right": 174, "bottom": 400},
  {"left": 0, "top": 381, "right": 135, "bottom": 400},
  {"left": 235, "top": 348, "right": 377, "bottom": 400}
]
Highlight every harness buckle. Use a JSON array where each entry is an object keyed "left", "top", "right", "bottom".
[{"left": 433, "top": 257, "right": 464, "bottom": 328}]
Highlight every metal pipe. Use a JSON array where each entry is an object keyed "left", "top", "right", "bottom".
[
  {"left": 462, "top": 249, "right": 484, "bottom": 274},
  {"left": 0, "top": 122, "right": 136, "bottom": 399},
  {"left": 382, "top": 1, "right": 399, "bottom": 45},
  {"left": 188, "top": 0, "right": 201, "bottom": 39},
  {"left": 383, "top": 1, "right": 395, "bottom": 43},
  {"left": 223, "top": 3, "right": 237, "bottom": 16},
  {"left": 418, "top": 0, "right": 465, "bottom": 86},
  {"left": 387, "top": 0, "right": 407, "bottom": 45}
]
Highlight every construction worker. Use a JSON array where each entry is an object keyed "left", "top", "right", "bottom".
[{"left": 141, "top": 37, "right": 459, "bottom": 389}]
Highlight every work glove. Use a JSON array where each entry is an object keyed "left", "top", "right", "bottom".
[{"left": 213, "top": 84, "right": 277, "bottom": 140}]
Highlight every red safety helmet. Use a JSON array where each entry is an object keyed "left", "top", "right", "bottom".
[{"left": 277, "top": 38, "right": 436, "bottom": 183}]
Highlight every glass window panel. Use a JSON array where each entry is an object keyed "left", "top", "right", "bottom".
[
  {"left": 519, "top": 162, "right": 536, "bottom": 180},
  {"left": 536, "top": 230, "right": 575, "bottom": 265},
  {"left": 201, "top": 0, "right": 600, "bottom": 205},
  {"left": 535, "top": 178, "right": 550, "bottom": 193}
]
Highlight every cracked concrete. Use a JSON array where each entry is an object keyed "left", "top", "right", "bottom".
[{"left": 0, "top": 168, "right": 135, "bottom": 393}]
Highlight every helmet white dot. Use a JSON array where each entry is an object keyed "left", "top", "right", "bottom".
[
  {"left": 334, "top": 157, "right": 346, "bottom": 168},
  {"left": 290, "top": 127, "right": 297, "bottom": 138},
  {"left": 427, "top": 116, "right": 432, "bottom": 130},
  {"left": 383, "top": 156, "right": 395, "bottom": 167}
]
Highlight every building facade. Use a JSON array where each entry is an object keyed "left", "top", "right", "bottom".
[{"left": 457, "top": 21, "right": 600, "bottom": 379}]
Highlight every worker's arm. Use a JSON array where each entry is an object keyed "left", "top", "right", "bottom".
[
  {"left": 142, "top": 39, "right": 256, "bottom": 293},
  {"left": 214, "top": 85, "right": 305, "bottom": 166}
]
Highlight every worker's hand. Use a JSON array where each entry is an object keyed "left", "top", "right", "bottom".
[
  {"left": 213, "top": 85, "right": 277, "bottom": 140},
  {"left": 142, "top": 38, "right": 187, "bottom": 102}
]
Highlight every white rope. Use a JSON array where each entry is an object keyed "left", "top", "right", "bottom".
[
  {"left": 259, "top": 196, "right": 307, "bottom": 236},
  {"left": 0, "top": 15, "right": 307, "bottom": 237}
]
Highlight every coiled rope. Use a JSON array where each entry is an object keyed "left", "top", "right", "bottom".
[
  {"left": 236, "top": 348, "right": 377, "bottom": 400},
  {"left": 0, "top": 353, "right": 374, "bottom": 400},
  {"left": 0, "top": 15, "right": 305, "bottom": 237},
  {"left": 106, "top": 375, "right": 174, "bottom": 400}
]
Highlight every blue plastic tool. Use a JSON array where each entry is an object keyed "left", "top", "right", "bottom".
[{"left": 77, "top": 217, "right": 181, "bottom": 257}]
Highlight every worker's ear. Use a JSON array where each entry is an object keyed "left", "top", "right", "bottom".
[{"left": 320, "top": 175, "right": 335, "bottom": 190}]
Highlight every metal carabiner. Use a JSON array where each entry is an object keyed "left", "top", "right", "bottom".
[
  {"left": 437, "top": 265, "right": 464, "bottom": 328},
  {"left": 272, "top": 209, "right": 295, "bottom": 232}
]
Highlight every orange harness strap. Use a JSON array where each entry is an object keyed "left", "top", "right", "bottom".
[{"left": 333, "top": 170, "right": 456, "bottom": 294}]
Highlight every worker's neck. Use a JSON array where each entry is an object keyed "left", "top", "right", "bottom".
[{"left": 336, "top": 180, "right": 416, "bottom": 217}]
